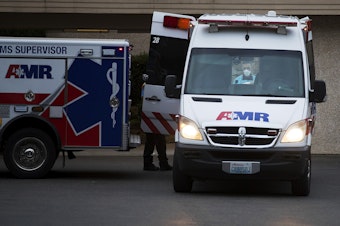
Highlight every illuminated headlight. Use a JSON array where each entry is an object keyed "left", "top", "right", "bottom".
[
  {"left": 281, "top": 120, "right": 307, "bottom": 143},
  {"left": 179, "top": 116, "right": 203, "bottom": 140}
]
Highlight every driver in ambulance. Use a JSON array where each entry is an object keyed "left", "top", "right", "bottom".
[{"left": 233, "top": 62, "right": 256, "bottom": 84}]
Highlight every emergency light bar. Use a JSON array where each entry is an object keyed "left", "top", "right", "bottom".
[
  {"left": 163, "top": 16, "right": 192, "bottom": 30},
  {"left": 199, "top": 19, "right": 297, "bottom": 28},
  {"left": 199, "top": 19, "right": 297, "bottom": 35}
]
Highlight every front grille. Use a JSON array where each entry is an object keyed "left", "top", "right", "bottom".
[{"left": 206, "top": 126, "right": 280, "bottom": 147}]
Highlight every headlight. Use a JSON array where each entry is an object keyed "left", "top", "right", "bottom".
[
  {"left": 179, "top": 116, "right": 203, "bottom": 140},
  {"left": 281, "top": 120, "right": 307, "bottom": 143}
]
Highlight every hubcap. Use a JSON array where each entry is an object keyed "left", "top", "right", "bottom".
[{"left": 13, "top": 137, "right": 47, "bottom": 171}]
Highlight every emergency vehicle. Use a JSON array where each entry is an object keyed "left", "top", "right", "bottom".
[
  {"left": 0, "top": 37, "right": 140, "bottom": 178},
  {"left": 143, "top": 11, "right": 326, "bottom": 196}
]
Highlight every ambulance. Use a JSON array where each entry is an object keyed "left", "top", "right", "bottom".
[
  {"left": 0, "top": 37, "right": 140, "bottom": 178},
  {"left": 143, "top": 11, "right": 327, "bottom": 196}
]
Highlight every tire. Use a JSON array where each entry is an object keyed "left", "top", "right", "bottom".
[
  {"left": 3, "top": 128, "right": 57, "bottom": 179},
  {"left": 173, "top": 153, "right": 193, "bottom": 193},
  {"left": 291, "top": 159, "right": 311, "bottom": 196}
]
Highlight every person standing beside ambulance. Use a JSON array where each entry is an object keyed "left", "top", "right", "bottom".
[{"left": 141, "top": 49, "right": 172, "bottom": 171}]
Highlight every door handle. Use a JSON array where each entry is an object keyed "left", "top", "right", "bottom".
[{"left": 145, "top": 96, "right": 161, "bottom": 102}]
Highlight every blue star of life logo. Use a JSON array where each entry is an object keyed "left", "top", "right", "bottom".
[{"left": 65, "top": 58, "right": 123, "bottom": 146}]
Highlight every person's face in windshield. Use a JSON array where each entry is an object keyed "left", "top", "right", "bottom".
[{"left": 242, "top": 63, "right": 252, "bottom": 77}]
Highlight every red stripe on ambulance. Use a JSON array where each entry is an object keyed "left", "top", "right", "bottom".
[
  {"left": 142, "top": 111, "right": 160, "bottom": 134},
  {"left": 141, "top": 111, "right": 177, "bottom": 135},
  {"left": 153, "top": 112, "right": 175, "bottom": 135},
  {"left": 0, "top": 93, "right": 49, "bottom": 104}
]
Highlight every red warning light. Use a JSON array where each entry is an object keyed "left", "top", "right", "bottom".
[
  {"left": 163, "top": 16, "right": 191, "bottom": 30},
  {"left": 164, "top": 16, "right": 179, "bottom": 28}
]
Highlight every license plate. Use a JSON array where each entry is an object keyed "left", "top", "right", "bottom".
[{"left": 222, "top": 161, "right": 260, "bottom": 174}]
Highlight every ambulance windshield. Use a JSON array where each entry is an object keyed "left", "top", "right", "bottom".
[{"left": 184, "top": 48, "right": 305, "bottom": 97}]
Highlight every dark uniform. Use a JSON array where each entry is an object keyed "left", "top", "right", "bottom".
[{"left": 143, "top": 133, "right": 172, "bottom": 171}]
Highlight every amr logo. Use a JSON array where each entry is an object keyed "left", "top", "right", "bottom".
[
  {"left": 216, "top": 111, "right": 269, "bottom": 122},
  {"left": 5, "top": 64, "right": 53, "bottom": 79}
]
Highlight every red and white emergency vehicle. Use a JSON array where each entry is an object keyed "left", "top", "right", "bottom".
[
  {"left": 0, "top": 37, "right": 139, "bottom": 178},
  {"left": 143, "top": 11, "right": 327, "bottom": 196}
]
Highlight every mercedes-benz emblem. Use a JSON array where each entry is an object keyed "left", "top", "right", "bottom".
[{"left": 238, "top": 127, "right": 246, "bottom": 146}]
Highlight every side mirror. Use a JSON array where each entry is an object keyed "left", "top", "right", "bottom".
[
  {"left": 310, "top": 80, "right": 327, "bottom": 103},
  {"left": 165, "top": 75, "right": 180, "bottom": 98}
]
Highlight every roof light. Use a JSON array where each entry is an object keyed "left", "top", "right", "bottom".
[
  {"left": 209, "top": 23, "right": 219, "bottom": 33},
  {"left": 164, "top": 16, "right": 178, "bottom": 28},
  {"left": 267, "top": 11, "right": 277, "bottom": 17},
  {"left": 300, "top": 17, "right": 313, "bottom": 42},
  {"left": 164, "top": 16, "right": 191, "bottom": 30},
  {"left": 300, "top": 17, "right": 312, "bottom": 31},
  {"left": 178, "top": 18, "right": 191, "bottom": 29},
  {"left": 306, "top": 19, "right": 312, "bottom": 31}
]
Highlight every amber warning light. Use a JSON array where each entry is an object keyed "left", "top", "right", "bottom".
[{"left": 163, "top": 16, "right": 191, "bottom": 30}]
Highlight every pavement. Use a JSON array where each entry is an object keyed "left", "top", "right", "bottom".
[{"left": 73, "top": 142, "right": 175, "bottom": 157}]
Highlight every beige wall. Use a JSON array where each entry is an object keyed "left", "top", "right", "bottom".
[
  {"left": 312, "top": 16, "right": 340, "bottom": 154},
  {"left": 47, "top": 30, "right": 151, "bottom": 55},
  {"left": 1, "top": 0, "right": 340, "bottom": 15}
]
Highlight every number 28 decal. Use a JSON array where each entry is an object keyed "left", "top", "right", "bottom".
[{"left": 152, "top": 36, "right": 160, "bottom": 44}]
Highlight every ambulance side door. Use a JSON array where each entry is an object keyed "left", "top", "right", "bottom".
[{"left": 64, "top": 46, "right": 127, "bottom": 148}]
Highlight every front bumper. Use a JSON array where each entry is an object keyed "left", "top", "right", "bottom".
[{"left": 175, "top": 143, "right": 311, "bottom": 181}]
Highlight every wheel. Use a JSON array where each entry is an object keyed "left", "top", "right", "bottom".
[
  {"left": 173, "top": 153, "right": 193, "bottom": 192},
  {"left": 3, "top": 128, "right": 57, "bottom": 178},
  {"left": 291, "top": 159, "right": 311, "bottom": 196}
]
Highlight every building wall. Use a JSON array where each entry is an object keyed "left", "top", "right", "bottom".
[
  {"left": 312, "top": 16, "right": 340, "bottom": 154},
  {"left": 46, "top": 30, "right": 151, "bottom": 55}
]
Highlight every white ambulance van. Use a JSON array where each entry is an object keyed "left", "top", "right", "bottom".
[{"left": 164, "top": 11, "right": 327, "bottom": 195}]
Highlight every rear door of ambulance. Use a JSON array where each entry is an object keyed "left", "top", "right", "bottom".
[
  {"left": 141, "top": 11, "right": 195, "bottom": 135},
  {"left": 64, "top": 42, "right": 129, "bottom": 149}
]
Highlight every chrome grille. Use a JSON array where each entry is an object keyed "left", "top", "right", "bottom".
[{"left": 206, "top": 126, "right": 280, "bottom": 147}]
